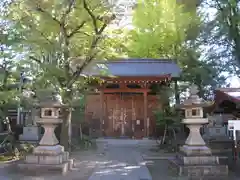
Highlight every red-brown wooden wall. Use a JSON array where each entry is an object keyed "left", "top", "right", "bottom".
[{"left": 85, "top": 93, "right": 161, "bottom": 138}]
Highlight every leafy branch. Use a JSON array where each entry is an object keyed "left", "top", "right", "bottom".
[{"left": 67, "top": 0, "right": 116, "bottom": 86}]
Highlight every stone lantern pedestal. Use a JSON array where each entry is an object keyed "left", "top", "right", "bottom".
[
  {"left": 169, "top": 85, "right": 228, "bottom": 179},
  {"left": 17, "top": 90, "right": 73, "bottom": 175},
  {"left": 18, "top": 118, "right": 73, "bottom": 174},
  {"left": 180, "top": 118, "right": 212, "bottom": 156}
]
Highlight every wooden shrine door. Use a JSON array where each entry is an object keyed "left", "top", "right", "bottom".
[{"left": 104, "top": 93, "right": 144, "bottom": 138}]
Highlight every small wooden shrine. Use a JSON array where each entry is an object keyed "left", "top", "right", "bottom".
[
  {"left": 207, "top": 88, "right": 240, "bottom": 123},
  {"left": 84, "top": 58, "right": 181, "bottom": 138}
]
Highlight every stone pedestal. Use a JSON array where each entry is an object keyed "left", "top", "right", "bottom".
[
  {"left": 18, "top": 118, "right": 73, "bottom": 175},
  {"left": 19, "top": 126, "right": 41, "bottom": 142},
  {"left": 18, "top": 145, "right": 73, "bottom": 175},
  {"left": 38, "top": 123, "right": 59, "bottom": 146},
  {"left": 169, "top": 119, "right": 228, "bottom": 179}
]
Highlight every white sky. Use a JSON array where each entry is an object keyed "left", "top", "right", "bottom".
[{"left": 227, "top": 77, "right": 240, "bottom": 88}]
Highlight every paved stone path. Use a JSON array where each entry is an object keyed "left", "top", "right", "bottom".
[
  {"left": 5, "top": 139, "right": 230, "bottom": 180},
  {"left": 0, "top": 150, "right": 104, "bottom": 180},
  {"left": 89, "top": 145, "right": 152, "bottom": 180},
  {"left": 0, "top": 143, "right": 153, "bottom": 180}
]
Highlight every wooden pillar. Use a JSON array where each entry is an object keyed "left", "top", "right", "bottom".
[
  {"left": 143, "top": 91, "right": 148, "bottom": 137},
  {"left": 100, "top": 90, "right": 104, "bottom": 136}
]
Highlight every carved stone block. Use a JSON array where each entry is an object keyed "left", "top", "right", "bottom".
[
  {"left": 25, "top": 155, "right": 39, "bottom": 164},
  {"left": 38, "top": 154, "right": 63, "bottom": 165}
]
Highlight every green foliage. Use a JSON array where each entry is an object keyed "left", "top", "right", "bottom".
[
  {"left": 5, "top": 0, "right": 122, "bottom": 100},
  {"left": 71, "top": 134, "right": 96, "bottom": 150},
  {"left": 0, "top": 12, "right": 24, "bottom": 125},
  {"left": 0, "top": 33, "right": 20, "bottom": 106},
  {"left": 154, "top": 86, "right": 180, "bottom": 127},
  {"left": 201, "top": 0, "right": 240, "bottom": 77},
  {"left": 127, "top": 0, "right": 199, "bottom": 58},
  {"left": 179, "top": 45, "right": 228, "bottom": 100},
  {"left": 72, "top": 94, "right": 86, "bottom": 123},
  {"left": 154, "top": 109, "right": 174, "bottom": 127},
  {"left": 127, "top": 0, "right": 228, "bottom": 100},
  {"left": 3, "top": 0, "right": 124, "bottom": 148},
  {"left": 3, "top": 0, "right": 120, "bottom": 92}
]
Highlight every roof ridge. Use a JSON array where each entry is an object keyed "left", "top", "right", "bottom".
[
  {"left": 217, "top": 88, "right": 240, "bottom": 92},
  {"left": 98, "top": 58, "right": 176, "bottom": 64}
]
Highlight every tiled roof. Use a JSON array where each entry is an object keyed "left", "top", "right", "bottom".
[
  {"left": 216, "top": 88, "right": 240, "bottom": 103},
  {"left": 206, "top": 88, "right": 240, "bottom": 113},
  {"left": 84, "top": 58, "right": 181, "bottom": 78}
]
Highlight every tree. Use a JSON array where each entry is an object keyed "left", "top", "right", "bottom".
[
  {"left": 201, "top": 0, "right": 240, "bottom": 78},
  {"left": 154, "top": 85, "right": 180, "bottom": 145},
  {"left": 0, "top": 17, "right": 23, "bottom": 132},
  {"left": 126, "top": 0, "right": 196, "bottom": 58},
  {"left": 125, "top": 0, "right": 194, "bottom": 103},
  {"left": 5, "top": 0, "right": 120, "bottom": 150},
  {"left": 126, "top": 0, "right": 228, "bottom": 101},
  {"left": 179, "top": 44, "right": 228, "bottom": 100}
]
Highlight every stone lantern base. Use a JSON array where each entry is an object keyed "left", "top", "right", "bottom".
[
  {"left": 169, "top": 144, "right": 228, "bottom": 179},
  {"left": 171, "top": 85, "right": 229, "bottom": 179},
  {"left": 17, "top": 144, "right": 73, "bottom": 175}
]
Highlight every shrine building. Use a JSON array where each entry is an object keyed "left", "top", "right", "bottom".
[{"left": 84, "top": 59, "right": 181, "bottom": 139}]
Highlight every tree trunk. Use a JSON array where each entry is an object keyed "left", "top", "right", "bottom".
[
  {"left": 172, "top": 128, "right": 176, "bottom": 140},
  {"left": 7, "top": 123, "right": 12, "bottom": 133},
  {"left": 174, "top": 80, "right": 180, "bottom": 104},
  {"left": 79, "top": 123, "right": 83, "bottom": 140},
  {"left": 60, "top": 108, "right": 72, "bottom": 151},
  {"left": 0, "top": 122, "right": 2, "bottom": 132},
  {"left": 162, "top": 124, "right": 167, "bottom": 144}
]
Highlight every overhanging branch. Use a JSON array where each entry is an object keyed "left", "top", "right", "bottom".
[
  {"left": 27, "top": 24, "right": 54, "bottom": 45},
  {"left": 29, "top": 56, "right": 42, "bottom": 64},
  {"left": 64, "top": 0, "right": 75, "bottom": 18},
  {"left": 66, "top": 34, "right": 103, "bottom": 87},
  {"left": 35, "top": 6, "right": 61, "bottom": 25},
  {"left": 83, "top": 0, "right": 98, "bottom": 34},
  {"left": 64, "top": 1, "right": 114, "bottom": 86},
  {"left": 67, "top": 21, "right": 87, "bottom": 38},
  {"left": 61, "top": 0, "right": 76, "bottom": 24}
]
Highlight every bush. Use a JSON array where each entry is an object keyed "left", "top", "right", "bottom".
[{"left": 71, "top": 135, "right": 96, "bottom": 150}]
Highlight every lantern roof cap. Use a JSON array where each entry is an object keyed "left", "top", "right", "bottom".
[
  {"left": 177, "top": 85, "right": 210, "bottom": 109},
  {"left": 34, "top": 89, "right": 65, "bottom": 108}
]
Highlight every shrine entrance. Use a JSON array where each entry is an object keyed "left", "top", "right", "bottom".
[
  {"left": 104, "top": 92, "right": 145, "bottom": 138},
  {"left": 85, "top": 75, "right": 173, "bottom": 138}
]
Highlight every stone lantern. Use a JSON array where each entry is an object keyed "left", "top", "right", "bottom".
[
  {"left": 169, "top": 85, "right": 228, "bottom": 178},
  {"left": 180, "top": 85, "right": 210, "bottom": 151},
  {"left": 34, "top": 98, "right": 63, "bottom": 152},
  {"left": 18, "top": 89, "right": 73, "bottom": 174}
]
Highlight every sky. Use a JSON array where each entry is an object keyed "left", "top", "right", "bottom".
[{"left": 227, "top": 77, "right": 240, "bottom": 88}]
